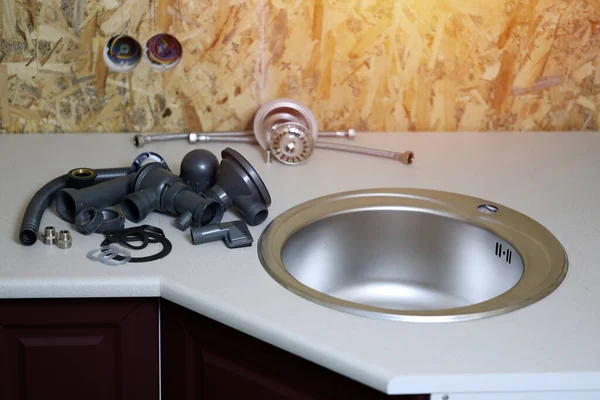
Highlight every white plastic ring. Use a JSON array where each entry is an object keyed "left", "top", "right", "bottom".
[
  {"left": 100, "top": 248, "right": 132, "bottom": 266},
  {"left": 87, "top": 245, "right": 120, "bottom": 262}
]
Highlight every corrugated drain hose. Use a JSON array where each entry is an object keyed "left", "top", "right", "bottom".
[
  {"left": 19, "top": 167, "right": 130, "bottom": 246},
  {"left": 19, "top": 152, "right": 167, "bottom": 246}
]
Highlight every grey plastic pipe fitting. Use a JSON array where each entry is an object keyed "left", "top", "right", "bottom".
[
  {"left": 55, "top": 175, "right": 135, "bottom": 223},
  {"left": 203, "top": 148, "right": 271, "bottom": 226},
  {"left": 190, "top": 221, "right": 253, "bottom": 248},
  {"left": 120, "top": 163, "right": 222, "bottom": 227}
]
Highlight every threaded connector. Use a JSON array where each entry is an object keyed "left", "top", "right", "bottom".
[
  {"left": 42, "top": 226, "right": 58, "bottom": 245},
  {"left": 57, "top": 230, "right": 73, "bottom": 249}
]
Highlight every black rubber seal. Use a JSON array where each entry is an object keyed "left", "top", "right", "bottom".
[
  {"left": 120, "top": 231, "right": 150, "bottom": 250},
  {"left": 100, "top": 226, "right": 171, "bottom": 263},
  {"left": 104, "top": 226, "right": 149, "bottom": 250}
]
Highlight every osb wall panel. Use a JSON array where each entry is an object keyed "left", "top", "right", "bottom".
[
  {"left": 0, "top": 0, "right": 261, "bottom": 133},
  {"left": 1, "top": 0, "right": 600, "bottom": 133}
]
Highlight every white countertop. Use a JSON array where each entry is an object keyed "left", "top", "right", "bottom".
[{"left": 1, "top": 132, "right": 599, "bottom": 396}]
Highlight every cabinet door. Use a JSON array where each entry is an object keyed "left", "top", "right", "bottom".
[
  {"left": 161, "top": 299, "right": 429, "bottom": 400},
  {"left": 0, "top": 298, "right": 159, "bottom": 400}
]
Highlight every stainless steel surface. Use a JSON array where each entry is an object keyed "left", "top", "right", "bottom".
[
  {"left": 133, "top": 128, "right": 354, "bottom": 148},
  {"left": 315, "top": 141, "right": 414, "bottom": 164},
  {"left": 253, "top": 98, "right": 319, "bottom": 150},
  {"left": 133, "top": 131, "right": 253, "bottom": 147},
  {"left": 42, "top": 226, "right": 57, "bottom": 245},
  {"left": 188, "top": 131, "right": 254, "bottom": 142},
  {"left": 133, "top": 133, "right": 188, "bottom": 147},
  {"left": 319, "top": 129, "right": 356, "bottom": 139},
  {"left": 252, "top": 98, "right": 412, "bottom": 165},
  {"left": 132, "top": 99, "right": 412, "bottom": 165},
  {"left": 268, "top": 122, "right": 314, "bottom": 165},
  {"left": 258, "top": 189, "right": 568, "bottom": 322},
  {"left": 57, "top": 230, "right": 73, "bottom": 249},
  {"left": 188, "top": 135, "right": 258, "bottom": 144}
]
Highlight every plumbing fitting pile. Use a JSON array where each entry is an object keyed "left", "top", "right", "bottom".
[
  {"left": 18, "top": 98, "right": 411, "bottom": 265},
  {"left": 19, "top": 148, "right": 271, "bottom": 265}
]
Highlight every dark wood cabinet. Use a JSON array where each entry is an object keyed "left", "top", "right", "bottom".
[
  {"left": 0, "top": 297, "right": 429, "bottom": 399},
  {"left": 161, "top": 299, "right": 429, "bottom": 400},
  {"left": 0, "top": 298, "right": 159, "bottom": 400}
]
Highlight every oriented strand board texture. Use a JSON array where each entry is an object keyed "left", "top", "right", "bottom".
[
  {"left": 0, "top": 0, "right": 261, "bottom": 133},
  {"left": 1, "top": 0, "right": 600, "bottom": 133}
]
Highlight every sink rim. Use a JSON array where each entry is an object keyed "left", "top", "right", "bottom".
[{"left": 258, "top": 188, "right": 568, "bottom": 323}]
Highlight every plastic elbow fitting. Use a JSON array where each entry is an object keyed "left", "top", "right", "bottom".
[
  {"left": 120, "top": 188, "right": 160, "bottom": 223},
  {"left": 55, "top": 174, "right": 135, "bottom": 223},
  {"left": 232, "top": 196, "right": 268, "bottom": 227},
  {"left": 204, "top": 148, "right": 271, "bottom": 226},
  {"left": 190, "top": 221, "right": 253, "bottom": 248},
  {"left": 120, "top": 163, "right": 223, "bottom": 226}
]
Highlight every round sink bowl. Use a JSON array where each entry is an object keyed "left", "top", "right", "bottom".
[{"left": 258, "top": 189, "right": 568, "bottom": 322}]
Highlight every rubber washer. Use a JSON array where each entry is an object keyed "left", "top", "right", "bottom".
[
  {"left": 101, "top": 231, "right": 172, "bottom": 263},
  {"left": 100, "top": 248, "right": 132, "bottom": 266},
  {"left": 114, "top": 228, "right": 150, "bottom": 250},
  {"left": 74, "top": 208, "right": 104, "bottom": 235},
  {"left": 96, "top": 209, "right": 125, "bottom": 234},
  {"left": 103, "top": 226, "right": 157, "bottom": 250},
  {"left": 106, "top": 225, "right": 165, "bottom": 245},
  {"left": 86, "top": 245, "right": 120, "bottom": 261}
]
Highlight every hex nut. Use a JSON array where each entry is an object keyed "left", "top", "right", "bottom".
[
  {"left": 133, "top": 134, "right": 145, "bottom": 147},
  {"left": 57, "top": 230, "right": 73, "bottom": 249},
  {"left": 42, "top": 226, "right": 58, "bottom": 245}
]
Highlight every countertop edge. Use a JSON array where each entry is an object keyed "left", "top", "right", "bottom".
[
  {"left": 159, "top": 277, "right": 394, "bottom": 393},
  {"left": 389, "top": 372, "right": 600, "bottom": 395},
  {"left": 2, "top": 276, "right": 600, "bottom": 395},
  {"left": 0, "top": 276, "right": 161, "bottom": 298}
]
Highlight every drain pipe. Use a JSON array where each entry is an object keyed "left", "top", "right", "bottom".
[
  {"left": 55, "top": 174, "right": 136, "bottom": 223},
  {"left": 121, "top": 163, "right": 223, "bottom": 227},
  {"left": 19, "top": 167, "right": 130, "bottom": 246}
]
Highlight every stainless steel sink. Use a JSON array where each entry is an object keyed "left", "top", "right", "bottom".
[{"left": 258, "top": 189, "right": 568, "bottom": 322}]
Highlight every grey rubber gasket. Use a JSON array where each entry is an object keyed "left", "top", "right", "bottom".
[
  {"left": 100, "top": 226, "right": 172, "bottom": 263},
  {"left": 100, "top": 248, "right": 132, "bottom": 266},
  {"left": 86, "top": 245, "right": 131, "bottom": 266},
  {"left": 86, "top": 245, "right": 120, "bottom": 261}
]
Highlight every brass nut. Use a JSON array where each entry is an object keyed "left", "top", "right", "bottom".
[
  {"left": 42, "top": 226, "right": 58, "bottom": 245},
  {"left": 57, "top": 230, "right": 73, "bottom": 249}
]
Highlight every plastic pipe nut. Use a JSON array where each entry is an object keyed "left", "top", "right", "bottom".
[{"left": 74, "top": 208, "right": 104, "bottom": 235}]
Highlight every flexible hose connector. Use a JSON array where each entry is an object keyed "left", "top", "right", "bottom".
[
  {"left": 19, "top": 164, "right": 148, "bottom": 246},
  {"left": 94, "top": 167, "right": 130, "bottom": 183},
  {"left": 19, "top": 153, "right": 170, "bottom": 246},
  {"left": 19, "top": 175, "right": 71, "bottom": 246}
]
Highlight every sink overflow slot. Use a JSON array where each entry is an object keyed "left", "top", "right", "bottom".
[
  {"left": 478, "top": 204, "right": 499, "bottom": 214},
  {"left": 495, "top": 242, "right": 512, "bottom": 264}
]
